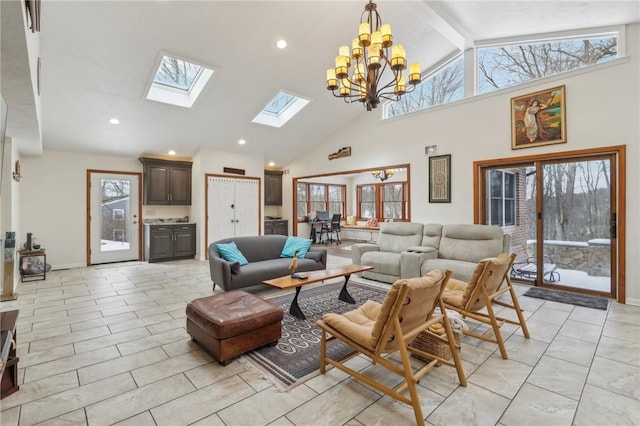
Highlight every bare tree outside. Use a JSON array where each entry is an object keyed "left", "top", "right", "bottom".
[
  {"left": 479, "top": 36, "right": 617, "bottom": 93},
  {"left": 154, "top": 56, "right": 203, "bottom": 91},
  {"left": 384, "top": 56, "right": 464, "bottom": 118}
]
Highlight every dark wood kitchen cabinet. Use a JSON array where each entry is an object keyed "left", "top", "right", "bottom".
[
  {"left": 264, "top": 170, "right": 283, "bottom": 206},
  {"left": 144, "top": 224, "right": 196, "bottom": 262},
  {"left": 264, "top": 220, "right": 288, "bottom": 236},
  {"left": 140, "top": 158, "right": 192, "bottom": 205}
]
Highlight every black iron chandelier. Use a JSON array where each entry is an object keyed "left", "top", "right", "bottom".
[{"left": 326, "top": 0, "right": 422, "bottom": 111}]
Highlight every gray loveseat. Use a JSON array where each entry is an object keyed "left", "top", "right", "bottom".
[
  {"left": 209, "top": 235, "right": 327, "bottom": 291},
  {"left": 352, "top": 222, "right": 510, "bottom": 283}
]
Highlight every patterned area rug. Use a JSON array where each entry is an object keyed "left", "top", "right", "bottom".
[
  {"left": 244, "top": 281, "right": 387, "bottom": 390},
  {"left": 523, "top": 287, "right": 609, "bottom": 310}
]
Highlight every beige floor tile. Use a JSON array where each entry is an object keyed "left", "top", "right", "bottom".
[
  {"left": 29, "top": 326, "right": 111, "bottom": 352},
  {"left": 286, "top": 381, "right": 379, "bottom": 426},
  {"left": 607, "top": 303, "right": 640, "bottom": 325},
  {"left": 602, "top": 320, "right": 640, "bottom": 344},
  {"left": 78, "top": 347, "right": 168, "bottom": 385},
  {"left": 356, "top": 384, "right": 445, "bottom": 426},
  {"left": 132, "top": 349, "right": 212, "bottom": 386},
  {"left": 545, "top": 334, "right": 597, "bottom": 367},
  {"left": 595, "top": 335, "right": 640, "bottom": 367},
  {"left": 146, "top": 317, "right": 186, "bottom": 335},
  {"left": 468, "top": 356, "right": 532, "bottom": 399},
  {"left": 0, "top": 406, "right": 20, "bottom": 426},
  {"left": 20, "top": 324, "right": 72, "bottom": 344},
  {"left": 0, "top": 371, "right": 78, "bottom": 410},
  {"left": 117, "top": 328, "right": 187, "bottom": 356},
  {"left": 574, "top": 383, "right": 640, "bottom": 426},
  {"left": 24, "top": 345, "right": 120, "bottom": 383},
  {"left": 527, "top": 355, "right": 589, "bottom": 400},
  {"left": 500, "top": 383, "right": 577, "bottom": 426},
  {"left": 19, "top": 373, "right": 137, "bottom": 424},
  {"left": 29, "top": 311, "right": 103, "bottom": 331},
  {"left": 185, "top": 360, "right": 246, "bottom": 389},
  {"left": 528, "top": 306, "right": 571, "bottom": 325},
  {"left": 18, "top": 344, "right": 75, "bottom": 368},
  {"left": 161, "top": 336, "right": 201, "bottom": 357},
  {"left": 502, "top": 334, "right": 548, "bottom": 366},
  {"left": 558, "top": 319, "right": 602, "bottom": 344},
  {"left": 112, "top": 411, "right": 157, "bottom": 426},
  {"left": 568, "top": 306, "right": 608, "bottom": 326},
  {"left": 218, "top": 383, "right": 318, "bottom": 426},
  {"left": 427, "top": 382, "right": 510, "bottom": 426},
  {"left": 85, "top": 374, "right": 195, "bottom": 425},
  {"left": 74, "top": 326, "right": 151, "bottom": 354},
  {"left": 587, "top": 356, "right": 640, "bottom": 399},
  {"left": 36, "top": 408, "right": 88, "bottom": 425},
  {"left": 151, "top": 376, "right": 255, "bottom": 425}
]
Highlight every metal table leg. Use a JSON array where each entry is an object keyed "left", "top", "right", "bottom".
[
  {"left": 289, "top": 286, "right": 306, "bottom": 320},
  {"left": 338, "top": 274, "right": 356, "bottom": 304}
]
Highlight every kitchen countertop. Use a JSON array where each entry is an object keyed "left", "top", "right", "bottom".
[{"left": 144, "top": 218, "right": 196, "bottom": 225}]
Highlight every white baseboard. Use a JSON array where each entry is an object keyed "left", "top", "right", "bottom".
[{"left": 623, "top": 297, "right": 640, "bottom": 307}]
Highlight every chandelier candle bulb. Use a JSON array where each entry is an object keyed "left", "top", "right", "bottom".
[
  {"left": 326, "top": 69, "right": 338, "bottom": 90},
  {"left": 339, "top": 46, "right": 351, "bottom": 66},
  {"left": 371, "top": 31, "right": 382, "bottom": 49},
  {"left": 352, "top": 38, "right": 363, "bottom": 59},
  {"left": 368, "top": 45, "right": 381, "bottom": 69},
  {"left": 409, "top": 63, "right": 421, "bottom": 84},
  {"left": 381, "top": 24, "right": 392, "bottom": 47},
  {"left": 339, "top": 79, "right": 351, "bottom": 96},
  {"left": 359, "top": 23, "right": 371, "bottom": 46},
  {"left": 335, "top": 56, "right": 348, "bottom": 78},
  {"left": 391, "top": 45, "right": 406, "bottom": 70},
  {"left": 395, "top": 76, "right": 406, "bottom": 95}
]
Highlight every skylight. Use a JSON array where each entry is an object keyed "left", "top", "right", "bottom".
[
  {"left": 146, "top": 54, "right": 214, "bottom": 108},
  {"left": 252, "top": 91, "right": 310, "bottom": 128}
]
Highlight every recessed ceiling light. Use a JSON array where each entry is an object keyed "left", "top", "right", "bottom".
[
  {"left": 268, "top": 162, "right": 275, "bottom": 167},
  {"left": 168, "top": 150, "right": 176, "bottom": 156},
  {"left": 276, "top": 39, "right": 287, "bottom": 49},
  {"left": 238, "top": 139, "right": 246, "bottom": 145},
  {"left": 109, "top": 118, "right": 120, "bottom": 125}
]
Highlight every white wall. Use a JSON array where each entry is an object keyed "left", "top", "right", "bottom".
[
  {"left": 284, "top": 24, "right": 640, "bottom": 304},
  {"left": 20, "top": 150, "right": 141, "bottom": 269}
]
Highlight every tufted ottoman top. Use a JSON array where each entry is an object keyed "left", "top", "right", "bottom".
[{"left": 186, "top": 291, "right": 283, "bottom": 340}]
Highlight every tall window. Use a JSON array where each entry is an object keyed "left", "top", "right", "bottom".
[
  {"left": 487, "top": 170, "right": 516, "bottom": 226},
  {"left": 478, "top": 35, "right": 617, "bottom": 94},
  {"left": 357, "top": 183, "right": 408, "bottom": 221},
  {"left": 383, "top": 55, "right": 464, "bottom": 119},
  {"left": 296, "top": 183, "right": 308, "bottom": 220},
  {"left": 296, "top": 182, "right": 346, "bottom": 221}
]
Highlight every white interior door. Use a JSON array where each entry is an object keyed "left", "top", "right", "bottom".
[
  {"left": 234, "top": 178, "right": 260, "bottom": 237},
  {"left": 207, "top": 175, "right": 260, "bottom": 245},
  {"left": 90, "top": 172, "right": 140, "bottom": 264}
]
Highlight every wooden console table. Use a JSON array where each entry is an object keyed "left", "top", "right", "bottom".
[{"left": 1, "top": 310, "right": 19, "bottom": 399}]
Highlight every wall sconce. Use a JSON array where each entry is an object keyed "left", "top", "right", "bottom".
[{"left": 13, "top": 160, "right": 23, "bottom": 182}]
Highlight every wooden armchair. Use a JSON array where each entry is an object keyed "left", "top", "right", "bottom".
[
  {"left": 442, "top": 252, "right": 530, "bottom": 359},
  {"left": 316, "top": 270, "right": 466, "bottom": 426}
]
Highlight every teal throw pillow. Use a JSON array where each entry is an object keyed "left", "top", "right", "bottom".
[
  {"left": 216, "top": 241, "right": 249, "bottom": 265},
  {"left": 280, "top": 236, "right": 313, "bottom": 258}
]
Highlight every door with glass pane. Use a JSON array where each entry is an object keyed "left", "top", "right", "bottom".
[
  {"left": 89, "top": 172, "right": 141, "bottom": 264},
  {"left": 540, "top": 158, "right": 614, "bottom": 294},
  {"left": 483, "top": 156, "right": 616, "bottom": 297}
]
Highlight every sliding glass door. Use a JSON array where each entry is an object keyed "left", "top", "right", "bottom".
[{"left": 479, "top": 151, "right": 618, "bottom": 298}]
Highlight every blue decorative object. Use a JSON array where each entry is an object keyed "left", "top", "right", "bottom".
[
  {"left": 215, "top": 241, "right": 249, "bottom": 265},
  {"left": 280, "top": 237, "right": 312, "bottom": 258}
]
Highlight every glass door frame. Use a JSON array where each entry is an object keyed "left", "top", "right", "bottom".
[
  {"left": 473, "top": 145, "right": 626, "bottom": 303},
  {"left": 86, "top": 169, "right": 143, "bottom": 265}
]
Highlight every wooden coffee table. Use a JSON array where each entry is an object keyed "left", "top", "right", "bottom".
[{"left": 263, "top": 264, "right": 374, "bottom": 320}]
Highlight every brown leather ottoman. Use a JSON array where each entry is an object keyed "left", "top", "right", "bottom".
[{"left": 185, "top": 291, "right": 283, "bottom": 365}]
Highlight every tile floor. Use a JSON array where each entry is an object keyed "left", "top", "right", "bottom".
[{"left": 1, "top": 254, "right": 639, "bottom": 426}]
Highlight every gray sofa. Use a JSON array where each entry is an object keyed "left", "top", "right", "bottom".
[
  {"left": 209, "top": 235, "right": 327, "bottom": 291},
  {"left": 352, "top": 222, "right": 510, "bottom": 283}
]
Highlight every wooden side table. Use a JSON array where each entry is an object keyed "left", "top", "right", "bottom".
[
  {"left": 0, "top": 310, "right": 19, "bottom": 399},
  {"left": 17, "top": 249, "right": 47, "bottom": 282}
]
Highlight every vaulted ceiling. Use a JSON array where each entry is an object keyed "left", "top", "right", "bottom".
[{"left": 2, "top": 1, "right": 639, "bottom": 167}]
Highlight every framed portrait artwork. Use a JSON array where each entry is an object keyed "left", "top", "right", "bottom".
[
  {"left": 511, "top": 85, "right": 566, "bottom": 149},
  {"left": 429, "top": 154, "right": 451, "bottom": 203}
]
